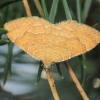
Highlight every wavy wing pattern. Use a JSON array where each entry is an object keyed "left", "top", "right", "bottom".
[{"left": 4, "top": 16, "right": 100, "bottom": 68}]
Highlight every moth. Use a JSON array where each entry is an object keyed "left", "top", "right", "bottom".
[{"left": 4, "top": 16, "right": 100, "bottom": 68}]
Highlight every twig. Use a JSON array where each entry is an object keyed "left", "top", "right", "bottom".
[
  {"left": 22, "top": 0, "right": 32, "bottom": 16},
  {"left": 64, "top": 61, "right": 89, "bottom": 100},
  {"left": 33, "top": 0, "right": 44, "bottom": 17},
  {"left": 45, "top": 68, "right": 60, "bottom": 100}
]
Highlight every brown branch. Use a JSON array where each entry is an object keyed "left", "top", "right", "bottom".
[
  {"left": 22, "top": 0, "right": 32, "bottom": 16},
  {"left": 45, "top": 68, "right": 60, "bottom": 100},
  {"left": 33, "top": 0, "right": 44, "bottom": 17},
  {"left": 64, "top": 61, "right": 89, "bottom": 100}
]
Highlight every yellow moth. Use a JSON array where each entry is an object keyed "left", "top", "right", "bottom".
[{"left": 4, "top": 16, "right": 100, "bottom": 68}]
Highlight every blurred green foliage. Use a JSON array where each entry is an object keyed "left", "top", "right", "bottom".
[{"left": 0, "top": 0, "right": 100, "bottom": 100}]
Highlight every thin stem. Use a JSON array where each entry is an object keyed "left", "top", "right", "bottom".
[
  {"left": 79, "top": 55, "right": 86, "bottom": 87},
  {"left": 41, "top": 0, "right": 49, "bottom": 20},
  {"left": 33, "top": 0, "right": 44, "bottom": 17},
  {"left": 76, "top": 0, "right": 81, "bottom": 23},
  {"left": 35, "top": 61, "right": 43, "bottom": 84},
  {"left": 45, "top": 68, "right": 60, "bottom": 100},
  {"left": 3, "top": 43, "right": 14, "bottom": 85},
  {"left": 76, "top": 0, "right": 86, "bottom": 87},
  {"left": 81, "top": 63, "right": 86, "bottom": 87},
  {"left": 61, "top": 0, "right": 72, "bottom": 20},
  {"left": 82, "top": 0, "right": 92, "bottom": 23},
  {"left": 22, "top": 0, "right": 32, "bottom": 16},
  {"left": 49, "top": 0, "right": 59, "bottom": 23},
  {"left": 56, "top": 63, "right": 63, "bottom": 79},
  {"left": 64, "top": 61, "right": 89, "bottom": 100}
]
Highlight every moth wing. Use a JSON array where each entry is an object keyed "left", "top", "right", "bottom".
[
  {"left": 54, "top": 21, "right": 100, "bottom": 58},
  {"left": 4, "top": 16, "right": 50, "bottom": 31}
]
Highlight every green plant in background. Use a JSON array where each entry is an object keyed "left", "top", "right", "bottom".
[
  {"left": 0, "top": 28, "right": 9, "bottom": 45},
  {"left": 0, "top": 0, "right": 100, "bottom": 100}
]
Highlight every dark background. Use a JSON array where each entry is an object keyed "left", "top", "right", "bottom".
[{"left": 0, "top": 0, "right": 100, "bottom": 100}]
